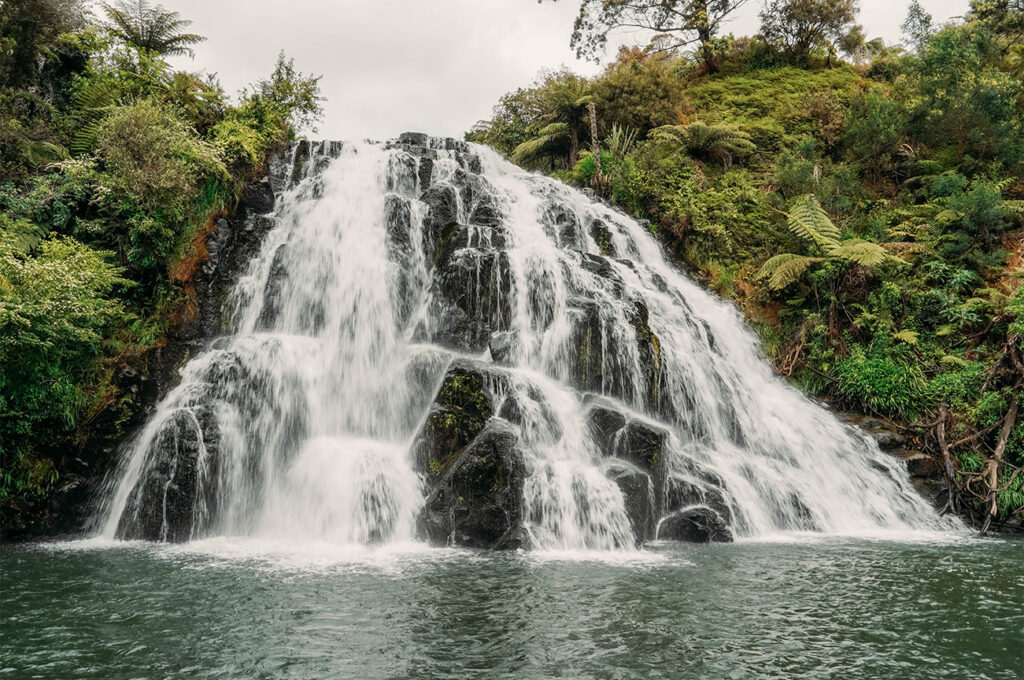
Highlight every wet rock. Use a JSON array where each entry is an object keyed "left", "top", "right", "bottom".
[
  {"left": 488, "top": 331, "right": 518, "bottom": 366},
  {"left": 629, "top": 300, "right": 664, "bottom": 411},
  {"left": 657, "top": 507, "right": 733, "bottom": 543},
  {"left": 871, "top": 431, "right": 906, "bottom": 451},
  {"left": 418, "top": 156, "right": 434, "bottom": 190},
  {"left": 115, "top": 407, "right": 219, "bottom": 542},
  {"left": 386, "top": 152, "right": 419, "bottom": 195},
  {"left": 570, "top": 301, "right": 605, "bottom": 392},
  {"left": 586, "top": 399, "right": 627, "bottom": 451},
  {"left": 578, "top": 251, "right": 621, "bottom": 284},
  {"left": 664, "top": 474, "right": 733, "bottom": 527},
  {"left": 584, "top": 398, "right": 668, "bottom": 474},
  {"left": 430, "top": 248, "right": 512, "bottom": 353},
  {"left": 414, "top": 361, "right": 495, "bottom": 478},
  {"left": 418, "top": 419, "right": 526, "bottom": 550},
  {"left": 469, "top": 195, "right": 503, "bottom": 228},
  {"left": 905, "top": 451, "right": 943, "bottom": 478},
  {"left": 421, "top": 184, "right": 459, "bottom": 233},
  {"left": 605, "top": 461, "right": 654, "bottom": 545},
  {"left": 399, "top": 131, "right": 430, "bottom": 146},
  {"left": 589, "top": 218, "right": 615, "bottom": 256}
]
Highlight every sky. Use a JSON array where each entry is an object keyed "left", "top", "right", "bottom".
[{"left": 138, "top": 0, "right": 970, "bottom": 140}]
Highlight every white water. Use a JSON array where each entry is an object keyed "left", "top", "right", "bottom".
[{"left": 96, "top": 136, "right": 957, "bottom": 551}]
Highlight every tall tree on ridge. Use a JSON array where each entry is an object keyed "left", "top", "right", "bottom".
[
  {"left": 543, "top": 0, "right": 749, "bottom": 74},
  {"left": 759, "top": 0, "right": 860, "bottom": 66}
]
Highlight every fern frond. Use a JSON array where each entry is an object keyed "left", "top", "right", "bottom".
[
  {"left": 511, "top": 122, "right": 569, "bottom": 164},
  {"left": 880, "top": 241, "right": 931, "bottom": 255},
  {"left": 893, "top": 329, "right": 919, "bottom": 345},
  {"left": 69, "top": 80, "right": 119, "bottom": 156},
  {"left": 785, "top": 196, "right": 840, "bottom": 250},
  {"left": 827, "top": 240, "right": 890, "bottom": 267},
  {"left": 757, "top": 253, "right": 823, "bottom": 290}
]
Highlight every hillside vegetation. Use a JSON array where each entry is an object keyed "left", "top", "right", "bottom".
[
  {"left": 468, "top": 0, "right": 1024, "bottom": 530},
  {"left": 0, "top": 0, "right": 322, "bottom": 529}
]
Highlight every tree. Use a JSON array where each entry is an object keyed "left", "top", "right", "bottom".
[
  {"left": 242, "top": 51, "right": 325, "bottom": 136},
  {"left": 901, "top": 0, "right": 934, "bottom": 52},
  {"left": 904, "top": 25, "right": 1023, "bottom": 166},
  {"left": 969, "top": 0, "right": 1024, "bottom": 49},
  {"left": 759, "top": 0, "right": 859, "bottom": 65},
  {"left": 511, "top": 71, "right": 593, "bottom": 169},
  {"left": 591, "top": 47, "right": 686, "bottom": 135},
  {"left": 0, "top": 224, "right": 128, "bottom": 491},
  {"left": 545, "top": 0, "right": 749, "bottom": 73},
  {"left": 650, "top": 121, "right": 755, "bottom": 167},
  {"left": 102, "top": 0, "right": 205, "bottom": 58},
  {"left": 0, "top": 0, "right": 87, "bottom": 89}
]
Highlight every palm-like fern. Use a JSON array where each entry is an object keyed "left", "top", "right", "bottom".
[
  {"left": 511, "top": 72, "right": 593, "bottom": 169},
  {"left": 758, "top": 195, "right": 894, "bottom": 289},
  {"left": 650, "top": 121, "right": 755, "bottom": 167},
  {"left": 511, "top": 122, "right": 570, "bottom": 165},
  {"left": 103, "top": 0, "right": 205, "bottom": 57},
  {"left": 69, "top": 79, "right": 120, "bottom": 156}
]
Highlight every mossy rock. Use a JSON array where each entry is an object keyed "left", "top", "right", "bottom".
[
  {"left": 418, "top": 419, "right": 526, "bottom": 550},
  {"left": 414, "top": 361, "right": 500, "bottom": 481},
  {"left": 588, "top": 218, "right": 615, "bottom": 257}
]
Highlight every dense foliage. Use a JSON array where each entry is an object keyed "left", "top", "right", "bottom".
[
  {"left": 0, "top": 0, "right": 322, "bottom": 523},
  {"left": 470, "top": 0, "right": 1024, "bottom": 528}
]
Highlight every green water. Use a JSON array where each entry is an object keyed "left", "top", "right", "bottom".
[{"left": 1, "top": 537, "right": 1021, "bottom": 680}]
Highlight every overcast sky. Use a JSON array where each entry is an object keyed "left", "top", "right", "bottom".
[{"left": 144, "top": 0, "right": 969, "bottom": 140}]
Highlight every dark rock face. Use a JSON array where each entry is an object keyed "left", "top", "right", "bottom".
[
  {"left": 605, "top": 462, "right": 654, "bottom": 546},
  {"left": 419, "top": 420, "right": 526, "bottom": 550},
  {"left": 413, "top": 361, "right": 527, "bottom": 550},
  {"left": 657, "top": 507, "right": 733, "bottom": 543},
  {"left": 115, "top": 408, "right": 215, "bottom": 542}
]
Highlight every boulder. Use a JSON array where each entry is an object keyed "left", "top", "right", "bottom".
[
  {"left": 657, "top": 507, "right": 733, "bottom": 543},
  {"left": 414, "top": 361, "right": 495, "bottom": 478},
  {"left": 904, "top": 451, "right": 943, "bottom": 478},
  {"left": 115, "top": 406, "right": 219, "bottom": 542},
  {"left": 398, "top": 131, "right": 430, "bottom": 146},
  {"left": 421, "top": 183, "right": 460, "bottom": 233},
  {"left": 605, "top": 462, "right": 654, "bottom": 545},
  {"left": 664, "top": 474, "right": 733, "bottom": 527},
  {"left": 418, "top": 419, "right": 526, "bottom": 550},
  {"left": 488, "top": 331, "right": 518, "bottom": 366}
]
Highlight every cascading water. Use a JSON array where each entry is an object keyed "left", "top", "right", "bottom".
[{"left": 96, "top": 133, "right": 956, "bottom": 551}]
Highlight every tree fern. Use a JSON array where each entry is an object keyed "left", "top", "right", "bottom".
[
  {"left": 102, "top": 0, "right": 206, "bottom": 57},
  {"left": 650, "top": 121, "right": 755, "bottom": 166},
  {"left": 512, "top": 122, "right": 569, "bottom": 164}
]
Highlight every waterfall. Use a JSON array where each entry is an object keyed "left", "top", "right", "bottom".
[{"left": 95, "top": 134, "right": 956, "bottom": 550}]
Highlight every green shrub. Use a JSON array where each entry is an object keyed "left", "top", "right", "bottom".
[
  {"left": 0, "top": 222, "right": 128, "bottom": 499},
  {"left": 832, "top": 348, "right": 928, "bottom": 419}
]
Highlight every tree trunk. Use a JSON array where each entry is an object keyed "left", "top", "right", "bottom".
[
  {"left": 981, "top": 385, "right": 1020, "bottom": 535},
  {"left": 588, "top": 102, "right": 602, "bottom": 188},
  {"left": 569, "top": 126, "right": 579, "bottom": 170}
]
